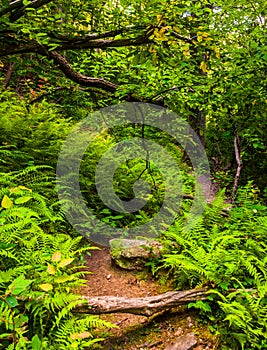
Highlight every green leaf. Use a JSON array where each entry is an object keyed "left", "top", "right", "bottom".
[
  {"left": 8, "top": 275, "right": 32, "bottom": 295},
  {"left": 219, "top": 282, "right": 229, "bottom": 291},
  {"left": 31, "top": 334, "right": 42, "bottom": 350},
  {"left": 101, "top": 208, "right": 111, "bottom": 214},
  {"left": 14, "top": 196, "right": 32, "bottom": 204},
  {"left": 188, "top": 300, "right": 212, "bottom": 312},
  {"left": 0, "top": 333, "right": 13, "bottom": 339},
  {"left": 6, "top": 296, "right": 18, "bottom": 308},
  {"left": 112, "top": 215, "right": 124, "bottom": 219}
]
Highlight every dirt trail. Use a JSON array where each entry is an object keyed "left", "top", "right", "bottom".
[{"left": 80, "top": 247, "right": 218, "bottom": 350}]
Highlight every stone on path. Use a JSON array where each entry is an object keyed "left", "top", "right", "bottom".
[
  {"left": 109, "top": 238, "right": 162, "bottom": 270},
  {"left": 164, "top": 332, "right": 197, "bottom": 350}
]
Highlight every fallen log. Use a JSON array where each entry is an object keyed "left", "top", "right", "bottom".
[{"left": 74, "top": 288, "right": 209, "bottom": 316}]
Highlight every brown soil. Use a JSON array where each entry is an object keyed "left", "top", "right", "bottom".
[{"left": 80, "top": 247, "right": 219, "bottom": 350}]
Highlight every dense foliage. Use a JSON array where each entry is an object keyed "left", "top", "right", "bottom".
[
  {"left": 0, "top": 165, "right": 116, "bottom": 349},
  {"left": 1, "top": 0, "right": 266, "bottom": 189},
  {"left": 0, "top": 0, "right": 266, "bottom": 349},
  {"left": 153, "top": 186, "right": 267, "bottom": 349}
]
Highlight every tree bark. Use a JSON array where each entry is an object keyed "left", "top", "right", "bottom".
[
  {"left": 48, "top": 51, "right": 118, "bottom": 92},
  {"left": 232, "top": 127, "right": 243, "bottom": 201},
  {"left": 74, "top": 288, "right": 209, "bottom": 316},
  {"left": 3, "top": 62, "right": 14, "bottom": 87}
]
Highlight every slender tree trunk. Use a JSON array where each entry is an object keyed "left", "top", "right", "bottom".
[
  {"left": 232, "top": 127, "right": 243, "bottom": 201},
  {"left": 3, "top": 62, "right": 14, "bottom": 87}
]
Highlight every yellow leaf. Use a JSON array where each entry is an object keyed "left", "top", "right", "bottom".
[
  {"left": 55, "top": 276, "right": 74, "bottom": 283},
  {"left": 47, "top": 264, "right": 56, "bottom": 275},
  {"left": 200, "top": 61, "right": 208, "bottom": 73},
  {"left": 18, "top": 185, "right": 32, "bottom": 192},
  {"left": 154, "top": 27, "right": 168, "bottom": 41},
  {"left": 10, "top": 186, "right": 32, "bottom": 193},
  {"left": 252, "top": 100, "right": 256, "bottom": 105},
  {"left": 70, "top": 333, "right": 78, "bottom": 340},
  {"left": 39, "top": 283, "right": 53, "bottom": 292},
  {"left": 70, "top": 331, "right": 92, "bottom": 340},
  {"left": 1, "top": 195, "right": 13, "bottom": 209},
  {"left": 159, "top": 27, "right": 166, "bottom": 35},
  {"left": 215, "top": 47, "right": 220, "bottom": 58},
  {"left": 156, "top": 14, "right": 163, "bottom": 23},
  {"left": 58, "top": 258, "right": 74, "bottom": 268},
  {"left": 52, "top": 251, "right": 62, "bottom": 262},
  {"left": 182, "top": 44, "right": 190, "bottom": 58}
]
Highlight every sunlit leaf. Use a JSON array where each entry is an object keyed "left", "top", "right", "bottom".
[{"left": 39, "top": 283, "right": 53, "bottom": 292}]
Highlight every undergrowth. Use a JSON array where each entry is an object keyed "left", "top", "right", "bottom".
[
  {"left": 0, "top": 167, "right": 115, "bottom": 349},
  {"left": 153, "top": 183, "right": 267, "bottom": 349}
]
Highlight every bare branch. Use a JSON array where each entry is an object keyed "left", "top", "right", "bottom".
[
  {"left": 54, "top": 34, "right": 151, "bottom": 51},
  {"left": 50, "top": 26, "right": 147, "bottom": 42},
  {"left": 48, "top": 51, "right": 118, "bottom": 92},
  {"left": 0, "top": 34, "right": 151, "bottom": 57},
  {"left": 0, "top": 0, "right": 24, "bottom": 17},
  {"left": 0, "top": 45, "right": 38, "bottom": 57},
  {"left": 0, "top": 0, "right": 52, "bottom": 19},
  {"left": 10, "top": 0, "right": 53, "bottom": 22}
]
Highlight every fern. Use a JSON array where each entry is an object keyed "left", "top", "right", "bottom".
[
  {"left": 155, "top": 185, "right": 267, "bottom": 349},
  {"left": 0, "top": 169, "right": 115, "bottom": 349}
]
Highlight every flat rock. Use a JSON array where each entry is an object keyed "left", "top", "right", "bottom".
[
  {"left": 164, "top": 332, "right": 197, "bottom": 350},
  {"left": 109, "top": 238, "right": 162, "bottom": 270}
]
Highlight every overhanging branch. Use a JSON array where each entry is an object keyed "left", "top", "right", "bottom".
[
  {"left": 0, "top": 0, "right": 52, "bottom": 19},
  {"left": 11, "top": 0, "right": 53, "bottom": 22},
  {"left": 55, "top": 35, "right": 151, "bottom": 51},
  {"left": 0, "top": 0, "right": 24, "bottom": 17},
  {"left": 48, "top": 51, "right": 118, "bottom": 92},
  {"left": 0, "top": 34, "right": 151, "bottom": 57},
  {"left": 49, "top": 26, "right": 148, "bottom": 42}
]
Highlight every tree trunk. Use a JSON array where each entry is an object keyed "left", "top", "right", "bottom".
[
  {"left": 74, "top": 288, "right": 209, "bottom": 316},
  {"left": 232, "top": 128, "right": 243, "bottom": 201}
]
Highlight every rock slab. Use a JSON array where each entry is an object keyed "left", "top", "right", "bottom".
[
  {"left": 164, "top": 332, "right": 197, "bottom": 350},
  {"left": 109, "top": 238, "right": 162, "bottom": 270}
]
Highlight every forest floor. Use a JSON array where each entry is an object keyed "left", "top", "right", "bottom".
[
  {"left": 80, "top": 248, "right": 219, "bottom": 350},
  {"left": 79, "top": 176, "right": 220, "bottom": 349}
]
